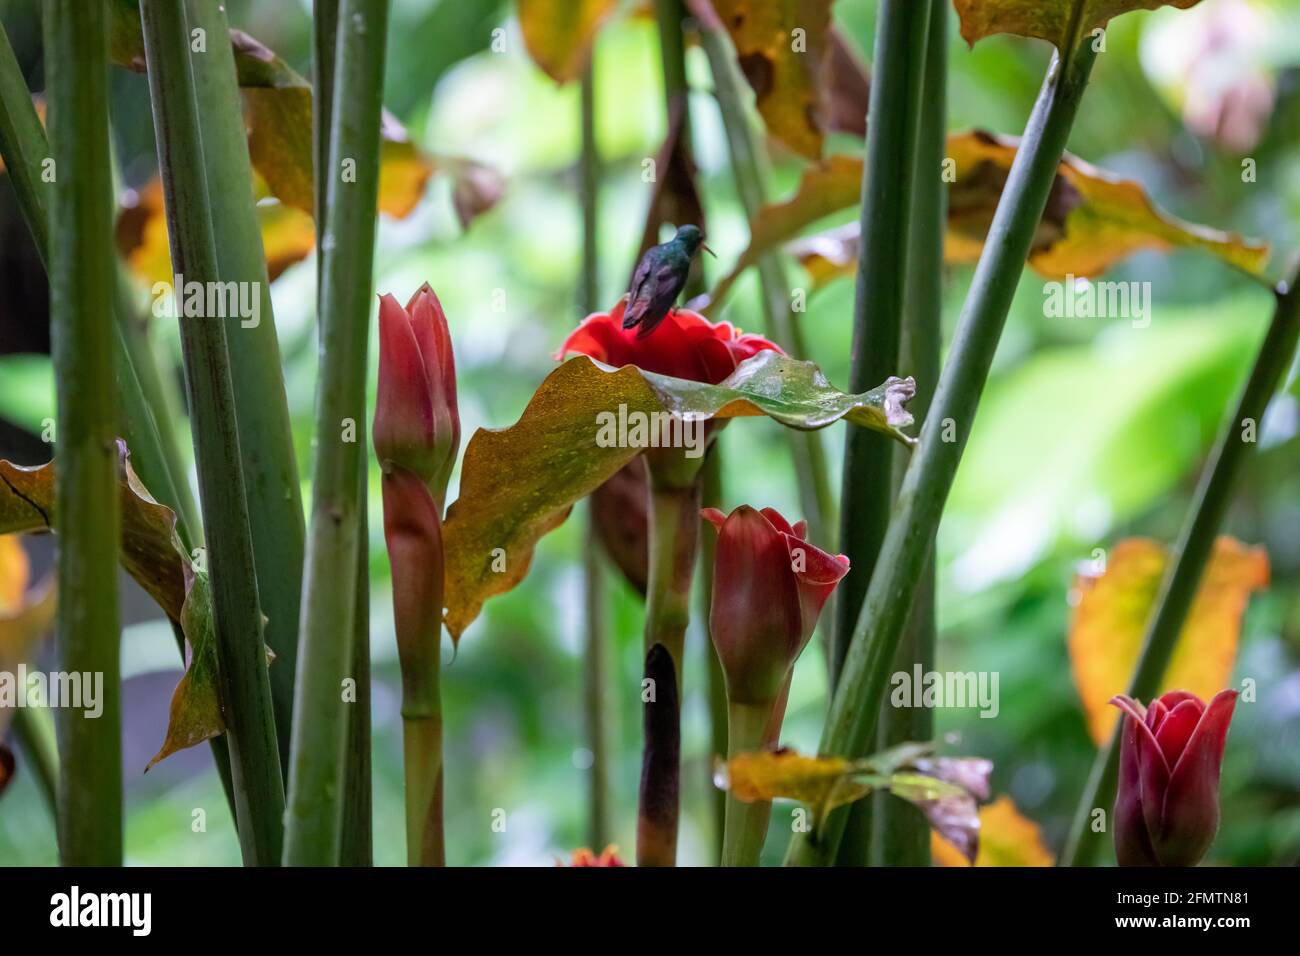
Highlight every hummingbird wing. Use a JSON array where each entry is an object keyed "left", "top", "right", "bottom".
[
  {"left": 633, "top": 261, "right": 685, "bottom": 339},
  {"left": 623, "top": 254, "right": 657, "bottom": 329}
]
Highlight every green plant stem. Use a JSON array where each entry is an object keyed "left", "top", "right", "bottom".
[
  {"left": 862, "top": 0, "right": 948, "bottom": 869},
  {"left": 0, "top": 20, "right": 199, "bottom": 550},
  {"left": 184, "top": 0, "right": 307, "bottom": 771},
  {"left": 401, "top": 667, "right": 444, "bottom": 866},
  {"left": 721, "top": 700, "right": 774, "bottom": 866},
  {"left": 311, "top": 0, "right": 372, "bottom": 869},
  {"left": 785, "top": 43, "right": 1100, "bottom": 868},
  {"left": 695, "top": 12, "right": 834, "bottom": 544},
  {"left": 578, "top": 58, "right": 610, "bottom": 851},
  {"left": 831, "top": 0, "right": 933, "bottom": 689},
  {"left": 13, "top": 703, "right": 59, "bottom": 820},
  {"left": 699, "top": 446, "right": 727, "bottom": 862},
  {"left": 636, "top": 456, "right": 703, "bottom": 867},
  {"left": 283, "top": 0, "right": 389, "bottom": 867},
  {"left": 1061, "top": 270, "right": 1300, "bottom": 866},
  {"left": 140, "top": 0, "right": 285, "bottom": 866},
  {"left": 43, "top": 0, "right": 123, "bottom": 867}
]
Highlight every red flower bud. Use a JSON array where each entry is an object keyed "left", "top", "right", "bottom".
[
  {"left": 374, "top": 284, "right": 460, "bottom": 505},
  {"left": 562, "top": 845, "right": 626, "bottom": 867},
  {"left": 556, "top": 297, "right": 782, "bottom": 385},
  {"left": 1111, "top": 688, "right": 1238, "bottom": 867},
  {"left": 702, "top": 505, "right": 849, "bottom": 706}
]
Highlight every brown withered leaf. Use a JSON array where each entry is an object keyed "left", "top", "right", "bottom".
[
  {"left": 635, "top": 98, "right": 706, "bottom": 268},
  {"left": 705, "top": 0, "right": 836, "bottom": 159},
  {"left": 442, "top": 352, "right": 913, "bottom": 640},
  {"left": 823, "top": 29, "right": 870, "bottom": 138},
  {"left": 952, "top": 0, "right": 1205, "bottom": 52},
  {"left": 1068, "top": 536, "right": 1267, "bottom": 744},
  {"left": 518, "top": 0, "right": 619, "bottom": 84},
  {"left": 0, "top": 443, "right": 225, "bottom": 767},
  {"left": 889, "top": 772, "right": 983, "bottom": 864}
]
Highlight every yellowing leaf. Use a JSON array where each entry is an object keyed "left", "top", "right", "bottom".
[
  {"left": 0, "top": 535, "right": 57, "bottom": 740},
  {"left": 1068, "top": 536, "right": 1268, "bottom": 743},
  {"left": 0, "top": 443, "right": 225, "bottom": 766},
  {"left": 518, "top": 0, "right": 619, "bottom": 83},
  {"left": 953, "top": 0, "right": 1204, "bottom": 52},
  {"left": 705, "top": 0, "right": 836, "bottom": 160},
  {"left": 442, "top": 352, "right": 914, "bottom": 639},
  {"left": 118, "top": 178, "right": 317, "bottom": 286},
  {"left": 725, "top": 750, "right": 870, "bottom": 820},
  {"left": 0, "top": 535, "right": 28, "bottom": 614},
  {"left": 739, "top": 130, "right": 1268, "bottom": 303},
  {"left": 932, "top": 795, "right": 1055, "bottom": 866},
  {"left": 706, "top": 155, "right": 862, "bottom": 310}
]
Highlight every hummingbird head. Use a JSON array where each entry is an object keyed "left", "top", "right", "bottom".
[{"left": 674, "top": 224, "right": 715, "bottom": 258}]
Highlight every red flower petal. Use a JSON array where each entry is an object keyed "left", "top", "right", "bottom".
[{"left": 1158, "top": 689, "right": 1237, "bottom": 866}]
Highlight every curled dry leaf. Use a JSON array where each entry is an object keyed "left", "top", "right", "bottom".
[
  {"left": 0, "top": 442, "right": 226, "bottom": 768},
  {"left": 953, "top": 0, "right": 1205, "bottom": 53},
  {"left": 441, "top": 352, "right": 914, "bottom": 640},
  {"left": 1068, "top": 536, "right": 1267, "bottom": 744}
]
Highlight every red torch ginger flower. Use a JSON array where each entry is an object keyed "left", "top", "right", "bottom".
[
  {"left": 375, "top": 283, "right": 460, "bottom": 505},
  {"left": 702, "top": 506, "right": 849, "bottom": 706},
  {"left": 556, "top": 297, "right": 782, "bottom": 385},
  {"left": 1111, "top": 689, "right": 1238, "bottom": 867}
]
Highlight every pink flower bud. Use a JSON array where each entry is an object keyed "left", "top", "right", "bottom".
[
  {"left": 702, "top": 505, "right": 849, "bottom": 706},
  {"left": 1111, "top": 688, "right": 1238, "bottom": 867},
  {"left": 374, "top": 284, "right": 459, "bottom": 505}
]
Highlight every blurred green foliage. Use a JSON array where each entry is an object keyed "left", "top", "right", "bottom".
[{"left": 1, "top": 0, "right": 1298, "bottom": 865}]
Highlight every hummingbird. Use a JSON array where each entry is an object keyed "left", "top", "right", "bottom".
[{"left": 623, "top": 224, "right": 715, "bottom": 339}]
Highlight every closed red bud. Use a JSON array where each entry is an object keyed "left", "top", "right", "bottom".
[
  {"left": 702, "top": 505, "right": 848, "bottom": 706},
  {"left": 1111, "top": 689, "right": 1238, "bottom": 867},
  {"left": 374, "top": 284, "right": 460, "bottom": 505}
]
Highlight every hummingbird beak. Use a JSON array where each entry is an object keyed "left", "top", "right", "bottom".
[{"left": 701, "top": 242, "right": 717, "bottom": 258}]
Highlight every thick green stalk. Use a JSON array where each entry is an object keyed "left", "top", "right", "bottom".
[
  {"left": 578, "top": 58, "right": 610, "bottom": 851},
  {"left": 1061, "top": 271, "right": 1300, "bottom": 866},
  {"left": 283, "top": 0, "right": 389, "bottom": 866},
  {"left": 695, "top": 13, "right": 834, "bottom": 543},
  {"left": 785, "top": 44, "right": 1100, "bottom": 868},
  {"left": 312, "top": 0, "right": 372, "bottom": 868},
  {"left": 139, "top": 0, "right": 285, "bottom": 865},
  {"left": 184, "top": 0, "right": 307, "bottom": 770},
  {"left": 721, "top": 700, "right": 774, "bottom": 866},
  {"left": 0, "top": 21, "right": 198, "bottom": 548},
  {"left": 863, "top": 1, "right": 948, "bottom": 869},
  {"left": 636, "top": 457, "right": 703, "bottom": 867},
  {"left": 43, "top": 0, "right": 123, "bottom": 866},
  {"left": 831, "top": 0, "right": 933, "bottom": 688}
]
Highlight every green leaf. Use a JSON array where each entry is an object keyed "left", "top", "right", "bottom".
[
  {"left": 0, "top": 441, "right": 223, "bottom": 767},
  {"left": 952, "top": 0, "right": 1205, "bottom": 52},
  {"left": 0, "top": 355, "right": 54, "bottom": 435},
  {"left": 442, "top": 353, "right": 915, "bottom": 639}
]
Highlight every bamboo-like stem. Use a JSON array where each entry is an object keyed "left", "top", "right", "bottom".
[
  {"left": 13, "top": 702, "right": 59, "bottom": 819},
  {"left": 831, "top": 0, "right": 933, "bottom": 688},
  {"left": 721, "top": 700, "right": 774, "bottom": 866},
  {"left": 0, "top": 21, "right": 199, "bottom": 548},
  {"left": 1061, "top": 271, "right": 1300, "bottom": 866},
  {"left": 578, "top": 58, "right": 610, "bottom": 851},
  {"left": 699, "top": 447, "right": 727, "bottom": 861},
  {"left": 785, "top": 43, "right": 1100, "bottom": 868},
  {"left": 183, "top": 0, "right": 307, "bottom": 770},
  {"left": 43, "top": 0, "right": 123, "bottom": 866},
  {"left": 311, "top": 0, "right": 372, "bottom": 868},
  {"left": 863, "top": 1, "right": 948, "bottom": 869},
  {"left": 694, "top": 11, "right": 834, "bottom": 544},
  {"left": 283, "top": 0, "right": 389, "bottom": 866},
  {"left": 636, "top": 458, "right": 703, "bottom": 867},
  {"left": 139, "top": 0, "right": 285, "bottom": 866}
]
